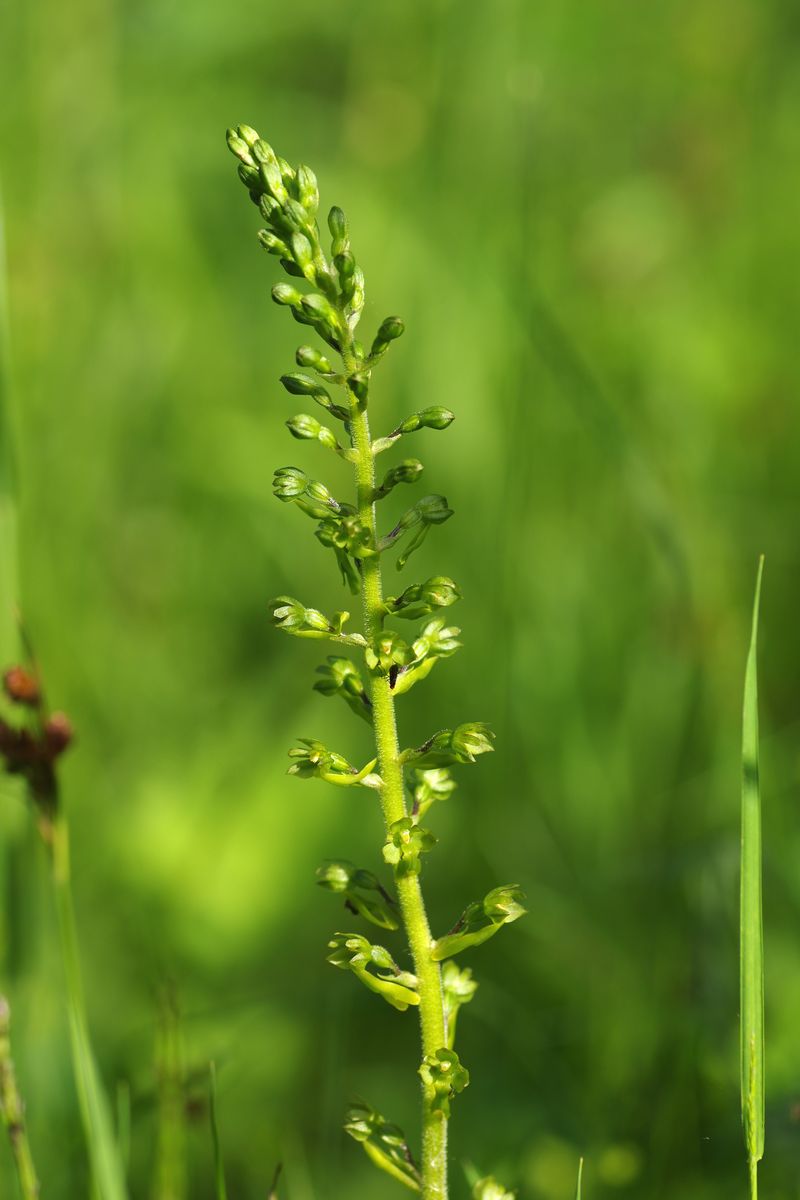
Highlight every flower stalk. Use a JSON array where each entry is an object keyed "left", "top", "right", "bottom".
[{"left": 225, "top": 123, "right": 525, "bottom": 1199}]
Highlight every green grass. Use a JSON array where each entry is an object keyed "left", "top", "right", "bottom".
[
  {"left": 740, "top": 558, "right": 765, "bottom": 1200},
  {"left": 209, "top": 1063, "right": 228, "bottom": 1200}
]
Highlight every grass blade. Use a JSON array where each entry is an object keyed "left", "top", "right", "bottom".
[
  {"left": 154, "top": 994, "right": 187, "bottom": 1200},
  {"left": 0, "top": 174, "right": 19, "bottom": 664},
  {"left": 116, "top": 1080, "right": 131, "bottom": 1176},
  {"left": 209, "top": 1062, "right": 228, "bottom": 1200},
  {"left": 740, "top": 555, "right": 765, "bottom": 1200},
  {"left": 51, "top": 816, "right": 129, "bottom": 1200},
  {"left": 0, "top": 996, "right": 40, "bottom": 1200},
  {"left": 575, "top": 1157, "right": 584, "bottom": 1200}
]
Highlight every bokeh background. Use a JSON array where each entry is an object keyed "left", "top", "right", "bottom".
[{"left": 1, "top": 0, "right": 799, "bottom": 1197}]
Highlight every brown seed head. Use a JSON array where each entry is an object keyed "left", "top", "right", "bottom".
[
  {"left": 44, "top": 712, "right": 74, "bottom": 758},
  {"left": 3, "top": 666, "right": 41, "bottom": 707}
]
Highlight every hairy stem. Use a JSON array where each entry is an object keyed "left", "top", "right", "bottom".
[
  {"left": 0, "top": 996, "right": 40, "bottom": 1200},
  {"left": 346, "top": 350, "right": 448, "bottom": 1199}
]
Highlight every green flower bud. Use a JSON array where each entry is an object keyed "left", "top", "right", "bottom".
[
  {"left": 290, "top": 232, "right": 315, "bottom": 279},
  {"left": 442, "top": 960, "right": 478, "bottom": 1048},
  {"left": 344, "top": 267, "right": 365, "bottom": 324},
  {"left": 301, "top": 292, "right": 341, "bottom": 334},
  {"left": 405, "top": 722, "right": 494, "bottom": 768},
  {"left": 237, "top": 162, "right": 261, "bottom": 190},
  {"left": 285, "top": 413, "right": 322, "bottom": 441},
  {"left": 412, "top": 767, "right": 457, "bottom": 817},
  {"left": 382, "top": 817, "right": 437, "bottom": 877},
  {"left": 382, "top": 459, "right": 423, "bottom": 492},
  {"left": 399, "top": 407, "right": 456, "bottom": 434},
  {"left": 258, "top": 193, "right": 281, "bottom": 223},
  {"left": 473, "top": 1178, "right": 516, "bottom": 1200},
  {"left": 421, "top": 494, "right": 453, "bottom": 524},
  {"left": 251, "top": 137, "right": 276, "bottom": 164},
  {"left": 288, "top": 739, "right": 349, "bottom": 777},
  {"left": 328, "top": 205, "right": 348, "bottom": 244},
  {"left": 450, "top": 722, "right": 494, "bottom": 761},
  {"left": 442, "top": 961, "right": 478, "bottom": 1006},
  {"left": 280, "top": 198, "right": 308, "bottom": 233},
  {"left": 316, "top": 859, "right": 398, "bottom": 931},
  {"left": 314, "top": 656, "right": 371, "bottom": 722},
  {"left": 344, "top": 1102, "right": 421, "bottom": 1191},
  {"left": 327, "top": 933, "right": 419, "bottom": 1011},
  {"left": 278, "top": 155, "right": 296, "bottom": 181},
  {"left": 258, "top": 230, "right": 290, "bottom": 257},
  {"left": 270, "top": 595, "right": 333, "bottom": 637},
  {"left": 259, "top": 158, "right": 287, "bottom": 204},
  {"left": 432, "top": 884, "right": 526, "bottom": 961},
  {"left": 295, "top": 345, "right": 334, "bottom": 375},
  {"left": 288, "top": 739, "right": 377, "bottom": 787},
  {"left": 280, "top": 371, "right": 327, "bottom": 399},
  {"left": 306, "top": 478, "right": 338, "bottom": 508},
  {"left": 370, "top": 315, "right": 405, "bottom": 360},
  {"left": 387, "top": 575, "right": 461, "bottom": 620},
  {"left": 297, "top": 164, "right": 319, "bottom": 214},
  {"left": 316, "top": 511, "right": 371, "bottom": 556},
  {"left": 315, "top": 859, "right": 357, "bottom": 892},
  {"left": 347, "top": 372, "right": 369, "bottom": 407},
  {"left": 237, "top": 124, "right": 260, "bottom": 147},
  {"left": 365, "top": 632, "right": 414, "bottom": 675},
  {"left": 226, "top": 128, "right": 255, "bottom": 165},
  {"left": 278, "top": 257, "right": 305, "bottom": 279},
  {"left": 271, "top": 465, "right": 307, "bottom": 500},
  {"left": 334, "top": 250, "right": 355, "bottom": 281},
  {"left": 281, "top": 372, "right": 346, "bottom": 418},
  {"left": 271, "top": 283, "right": 302, "bottom": 308},
  {"left": 380, "top": 495, "right": 453, "bottom": 571},
  {"left": 419, "top": 1048, "right": 469, "bottom": 1116},
  {"left": 413, "top": 618, "right": 462, "bottom": 660},
  {"left": 272, "top": 467, "right": 339, "bottom": 518}
]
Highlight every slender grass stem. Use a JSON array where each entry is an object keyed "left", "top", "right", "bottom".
[
  {"left": 347, "top": 352, "right": 448, "bottom": 1199},
  {"left": 0, "top": 996, "right": 40, "bottom": 1200},
  {"left": 153, "top": 995, "right": 187, "bottom": 1200},
  {"left": 209, "top": 1063, "right": 228, "bottom": 1200},
  {"left": 740, "top": 556, "right": 765, "bottom": 1200},
  {"left": 0, "top": 175, "right": 19, "bottom": 666},
  {"left": 48, "top": 815, "right": 128, "bottom": 1200}
]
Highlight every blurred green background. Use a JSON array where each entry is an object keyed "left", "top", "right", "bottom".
[{"left": 1, "top": 0, "right": 800, "bottom": 1197}]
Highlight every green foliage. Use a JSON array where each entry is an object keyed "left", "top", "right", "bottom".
[
  {"left": 740, "top": 558, "right": 765, "bottom": 1199},
  {"left": 0, "top": 997, "right": 40, "bottom": 1200},
  {"left": 208, "top": 1063, "right": 228, "bottom": 1200}
]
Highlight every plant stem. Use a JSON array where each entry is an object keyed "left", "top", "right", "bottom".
[
  {"left": 346, "top": 350, "right": 448, "bottom": 1200},
  {"left": 0, "top": 995, "right": 41, "bottom": 1200}
]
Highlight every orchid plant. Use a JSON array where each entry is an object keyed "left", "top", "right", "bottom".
[{"left": 224, "top": 123, "right": 526, "bottom": 1200}]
